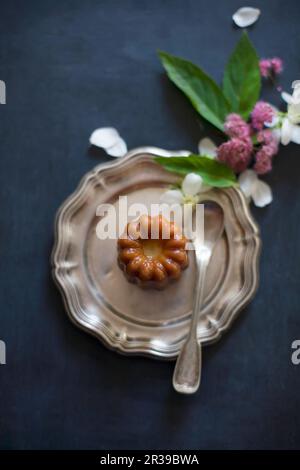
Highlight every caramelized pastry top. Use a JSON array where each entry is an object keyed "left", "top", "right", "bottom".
[{"left": 118, "top": 215, "right": 188, "bottom": 287}]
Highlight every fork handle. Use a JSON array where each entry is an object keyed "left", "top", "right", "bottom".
[
  {"left": 172, "top": 260, "right": 208, "bottom": 394},
  {"left": 172, "top": 331, "right": 202, "bottom": 393}
]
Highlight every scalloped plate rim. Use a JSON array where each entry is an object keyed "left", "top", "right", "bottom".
[{"left": 51, "top": 146, "right": 261, "bottom": 359}]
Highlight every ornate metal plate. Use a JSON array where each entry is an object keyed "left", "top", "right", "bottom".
[{"left": 52, "top": 147, "right": 261, "bottom": 359}]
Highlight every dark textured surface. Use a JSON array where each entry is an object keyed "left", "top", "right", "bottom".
[{"left": 0, "top": 0, "right": 300, "bottom": 450}]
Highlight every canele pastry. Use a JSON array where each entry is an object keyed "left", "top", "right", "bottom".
[{"left": 118, "top": 215, "right": 188, "bottom": 288}]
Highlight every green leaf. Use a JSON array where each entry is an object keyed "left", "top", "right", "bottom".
[
  {"left": 155, "top": 155, "right": 237, "bottom": 188},
  {"left": 159, "top": 51, "right": 231, "bottom": 132},
  {"left": 223, "top": 32, "right": 261, "bottom": 119}
]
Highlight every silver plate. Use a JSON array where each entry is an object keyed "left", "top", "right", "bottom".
[{"left": 52, "top": 147, "right": 261, "bottom": 359}]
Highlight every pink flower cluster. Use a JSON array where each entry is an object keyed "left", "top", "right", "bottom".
[
  {"left": 251, "top": 101, "right": 274, "bottom": 130},
  {"left": 217, "top": 103, "right": 279, "bottom": 175},
  {"left": 224, "top": 113, "right": 250, "bottom": 139},
  {"left": 259, "top": 57, "right": 283, "bottom": 78},
  {"left": 254, "top": 130, "right": 279, "bottom": 175},
  {"left": 218, "top": 136, "right": 252, "bottom": 173},
  {"left": 218, "top": 114, "right": 252, "bottom": 172}
]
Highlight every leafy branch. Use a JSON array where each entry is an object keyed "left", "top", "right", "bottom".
[
  {"left": 155, "top": 155, "right": 237, "bottom": 188},
  {"left": 158, "top": 32, "right": 261, "bottom": 131}
]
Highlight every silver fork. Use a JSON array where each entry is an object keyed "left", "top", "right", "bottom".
[{"left": 173, "top": 201, "right": 225, "bottom": 394}]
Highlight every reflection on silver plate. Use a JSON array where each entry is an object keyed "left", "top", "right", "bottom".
[{"left": 52, "top": 147, "right": 261, "bottom": 359}]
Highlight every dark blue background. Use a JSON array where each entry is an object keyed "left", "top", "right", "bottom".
[{"left": 0, "top": 0, "right": 300, "bottom": 450}]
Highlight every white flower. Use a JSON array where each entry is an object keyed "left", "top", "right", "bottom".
[
  {"left": 160, "top": 173, "right": 210, "bottom": 207},
  {"left": 198, "top": 137, "right": 217, "bottom": 158},
  {"left": 232, "top": 7, "right": 260, "bottom": 28},
  {"left": 239, "top": 170, "right": 272, "bottom": 208},
  {"left": 279, "top": 81, "right": 300, "bottom": 145},
  {"left": 89, "top": 127, "right": 127, "bottom": 157},
  {"left": 280, "top": 117, "right": 300, "bottom": 145}
]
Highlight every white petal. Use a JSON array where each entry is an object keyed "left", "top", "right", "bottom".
[
  {"left": 282, "top": 88, "right": 300, "bottom": 106},
  {"left": 292, "top": 80, "right": 300, "bottom": 89},
  {"left": 252, "top": 180, "right": 273, "bottom": 207},
  {"left": 89, "top": 127, "right": 120, "bottom": 149},
  {"left": 232, "top": 7, "right": 260, "bottom": 28},
  {"left": 106, "top": 137, "right": 127, "bottom": 157},
  {"left": 291, "top": 82, "right": 300, "bottom": 104},
  {"left": 281, "top": 92, "right": 294, "bottom": 105},
  {"left": 182, "top": 173, "right": 203, "bottom": 196},
  {"left": 271, "top": 128, "right": 281, "bottom": 142},
  {"left": 198, "top": 137, "right": 217, "bottom": 158},
  {"left": 238, "top": 170, "right": 258, "bottom": 198},
  {"left": 288, "top": 103, "right": 300, "bottom": 124},
  {"left": 291, "top": 124, "right": 300, "bottom": 144},
  {"left": 292, "top": 92, "right": 300, "bottom": 105},
  {"left": 159, "top": 189, "right": 183, "bottom": 205},
  {"left": 281, "top": 117, "right": 293, "bottom": 145}
]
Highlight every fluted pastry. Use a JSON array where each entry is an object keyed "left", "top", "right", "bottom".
[{"left": 118, "top": 215, "right": 188, "bottom": 288}]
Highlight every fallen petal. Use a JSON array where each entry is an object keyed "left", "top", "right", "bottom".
[
  {"left": 160, "top": 189, "right": 184, "bottom": 205},
  {"left": 238, "top": 170, "right": 258, "bottom": 198},
  {"left": 232, "top": 7, "right": 260, "bottom": 28},
  {"left": 89, "top": 127, "right": 120, "bottom": 149},
  {"left": 182, "top": 173, "right": 203, "bottom": 196},
  {"left": 198, "top": 137, "right": 217, "bottom": 158},
  {"left": 252, "top": 180, "right": 273, "bottom": 207},
  {"left": 106, "top": 137, "right": 127, "bottom": 157}
]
